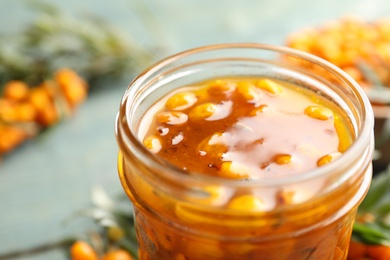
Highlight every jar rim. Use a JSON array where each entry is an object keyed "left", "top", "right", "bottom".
[{"left": 120, "top": 43, "right": 374, "bottom": 188}]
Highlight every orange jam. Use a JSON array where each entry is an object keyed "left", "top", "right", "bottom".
[
  {"left": 140, "top": 77, "right": 353, "bottom": 180},
  {"left": 117, "top": 45, "right": 374, "bottom": 260}
]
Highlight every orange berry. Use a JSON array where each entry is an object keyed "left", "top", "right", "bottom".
[
  {"left": 29, "top": 88, "right": 52, "bottom": 112},
  {"left": 227, "top": 194, "right": 265, "bottom": 211},
  {"left": 0, "top": 99, "right": 38, "bottom": 123},
  {"left": 3, "top": 81, "right": 29, "bottom": 101},
  {"left": 70, "top": 241, "right": 98, "bottom": 260},
  {"left": 28, "top": 87, "right": 59, "bottom": 126},
  {"left": 287, "top": 17, "right": 390, "bottom": 89},
  {"left": 55, "top": 68, "right": 88, "bottom": 109},
  {"left": 0, "top": 99, "right": 17, "bottom": 122},
  {"left": 0, "top": 125, "right": 27, "bottom": 153},
  {"left": 347, "top": 240, "right": 367, "bottom": 260},
  {"left": 14, "top": 102, "right": 37, "bottom": 122},
  {"left": 376, "top": 18, "right": 390, "bottom": 41},
  {"left": 102, "top": 249, "right": 133, "bottom": 260},
  {"left": 367, "top": 245, "right": 390, "bottom": 260},
  {"left": 165, "top": 91, "right": 197, "bottom": 110},
  {"left": 304, "top": 105, "right": 333, "bottom": 121},
  {"left": 36, "top": 103, "right": 59, "bottom": 127},
  {"left": 274, "top": 154, "right": 292, "bottom": 165}
]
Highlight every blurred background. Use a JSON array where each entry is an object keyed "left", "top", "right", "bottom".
[{"left": 1, "top": 0, "right": 390, "bottom": 259}]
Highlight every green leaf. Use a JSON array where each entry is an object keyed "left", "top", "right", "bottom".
[
  {"left": 354, "top": 165, "right": 390, "bottom": 246},
  {"left": 353, "top": 222, "right": 390, "bottom": 246},
  {"left": 358, "top": 166, "right": 390, "bottom": 213},
  {"left": 376, "top": 202, "right": 390, "bottom": 218}
]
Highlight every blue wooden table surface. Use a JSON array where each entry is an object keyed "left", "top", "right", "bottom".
[{"left": 1, "top": 0, "right": 389, "bottom": 259}]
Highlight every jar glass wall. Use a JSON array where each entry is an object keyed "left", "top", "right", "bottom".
[{"left": 115, "top": 43, "right": 374, "bottom": 260}]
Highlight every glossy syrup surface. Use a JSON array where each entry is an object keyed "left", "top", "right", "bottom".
[{"left": 140, "top": 77, "right": 353, "bottom": 180}]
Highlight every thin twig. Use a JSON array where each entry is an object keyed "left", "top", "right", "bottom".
[{"left": 0, "top": 238, "right": 75, "bottom": 260}]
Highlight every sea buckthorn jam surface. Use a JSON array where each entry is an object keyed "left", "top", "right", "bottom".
[
  {"left": 140, "top": 77, "right": 353, "bottom": 180},
  {"left": 116, "top": 45, "right": 374, "bottom": 260}
]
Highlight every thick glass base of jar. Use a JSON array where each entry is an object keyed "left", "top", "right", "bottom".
[
  {"left": 118, "top": 151, "right": 372, "bottom": 260},
  {"left": 135, "top": 207, "right": 356, "bottom": 260}
]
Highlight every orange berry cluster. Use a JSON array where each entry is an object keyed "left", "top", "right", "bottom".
[
  {"left": 0, "top": 68, "right": 87, "bottom": 155},
  {"left": 70, "top": 241, "right": 133, "bottom": 260},
  {"left": 287, "top": 16, "right": 390, "bottom": 89},
  {"left": 348, "top": 240, "right": 390, "bottom": 260}
]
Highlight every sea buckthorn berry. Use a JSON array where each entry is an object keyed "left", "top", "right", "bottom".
[
  {"left": 3, "top": 81, "right": 30, "bottom": 101},
  {"left": 274, "top": 154, "right": 292, "bottom": 165},
  {"left": 376, "top": 18, "right": 390, "bottom": 41},
  {"left": 334, "top": 115, "right": 353, "bottom": 152},
  {"left": 287, "top": 17, "right": 390, "bottom": 89},
  {"left": 236, "top": 81, "right": 261, "bottom": 102},
  {"left": 317, "top": 38, "right": 342, "bottom": 64},
  {"left": 70, "top": 241, "right": 98, "bottom": 260},
  {"left": 165, "top": 91, "right": 197, "bottom": 110},
  {"left": 156, "top": 111, "right": 188, "bottom": 125},
  {"left": 0, "top": 99, "right": 17, "bottom": 122},
  {"left": 366, "top": 245, "right": 390, "bottom": 260},
  {"left": 347, "top": 240, "right": 367, "bottom": 260},
  {"left": 14, "top": 103, "right": 37, "bottom": 122},
  {"left": 219, "top": 161, "right": 250, "bottom": 179},
  {"left": 255, "top": 79, "right": 283, "bottom": 94},
  {"left": 317, "top": 152, "right": 342, "bottom": 166},
  {"left": 102, "top": 249, "right": 133, "bottom": 260},
  {"left": 174, "top": 254, "right": 187, "bottom": 260},
  {"left": 36, "top": 103, "right": 59, "bottom": 127},
  {"left": 286, "top": 29, "right": 317, "bottom": 52},
  {"left": 29, "top": 88, "right": 53, "bottom": 112},
  {"left": 189, "top": 103, "right": 217, "bottom": 121},
  {"left": 304, "top": 105, "right": 333, "bottom": 120},
  {"left": 55, "top": 68, "right": 88, "bottom": 109},
  {"left": 317, "top": 154, "right": 332, "bottom": 167},
  {"left": 143, "top": 135, "right": 162, "bottom": 154},
  {"left": 375, "top": 41, "right": 390, "bottom": 63},
  {"left": 207, "top": 79, "right": 236, "bottom": 95},
  {"left": 0, "top": 126, "right": 27, "bottom": 153},
  {"left": 228, "top": 195, "right": 265, "bottom": 211},
  {"left": 28, "top": 87, "right": 59, "bottom": 126}
]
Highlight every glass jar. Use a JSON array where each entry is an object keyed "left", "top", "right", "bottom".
[{"left": 115, "top": 43, "right": 374, "bottom": 260}]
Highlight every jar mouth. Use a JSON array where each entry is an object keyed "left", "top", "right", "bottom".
[{"left": 120, "top": 43, "right": 374, "bottom": 188}]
